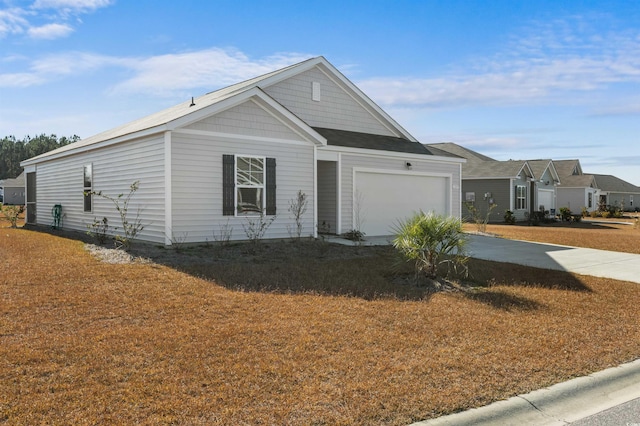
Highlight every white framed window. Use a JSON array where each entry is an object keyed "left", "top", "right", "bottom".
[
  {"left": 588, "top": 192, "right": 593, "bottom": 208},
  {"left": 83, "top": 164, "right": 92, "bottom": 212},
  {"left": 236, "top": 155, "right": 265, "bottom": 214},
  {"left": 515, "top": 185, "right": 527, "bottom": 210}
]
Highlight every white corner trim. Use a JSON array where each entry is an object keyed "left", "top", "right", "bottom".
[{"left": 164, "top": 131, "right": 172, "bottom": 246}]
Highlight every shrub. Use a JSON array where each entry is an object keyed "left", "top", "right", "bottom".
[
  {"left": 0, "top": 203, "right": 23, "bottom": 228},
  {"left": 287, "top": 190, "right": 308, "bottom": 240},
  {"left": 590, "top": 210, "right": 599, "bottom": 218},
  {"left": 344, "top": 229, "right": 365, "bottom": 242},
  {"left": 242, "top": 211, "right": 276, "bottom": 246},
  {"left": 89, "top": 181, "right": 144, "bottom": 250},
  {"left": 504, "top": 210, "right": 516, "bottom": 225},
  {"left": 87, "top": 217, "right": 110, "bottom": 244},
  {"left": 464, "top": 202, "right": 498, "bottom": 232},
  {"left": 601, "top": 211, "right": 611, "bottom": 219},
  {"left": 559, "top": 207, "right": 572, "bottom": 222},
  {"left": 392, "top": 212, "right": 468, "bottom": 282}
]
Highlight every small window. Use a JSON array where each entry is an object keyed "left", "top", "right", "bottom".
[
  {"left": 83, "top": 164, "right": 92, "bottom": 212},
  {"left": 515, "top": 185, "right": 527, "bottom": 210},
  {"left": 588, "top": 192, "right": 593, "bottom": 208},
  {"left": 236, "top": 156, "right": 264, "bottom": 214}
]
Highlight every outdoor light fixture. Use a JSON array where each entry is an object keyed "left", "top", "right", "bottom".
[{"left": 406, "top": 162, "right": 412, "bottom": 169}]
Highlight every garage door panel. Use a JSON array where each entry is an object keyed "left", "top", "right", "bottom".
[{"left": 355, "top": 171, "right": 448, "bottom": 236}]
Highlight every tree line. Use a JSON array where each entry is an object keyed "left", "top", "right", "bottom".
[{"left": 0, "top": 134, "right": 80, "bottom": 180}]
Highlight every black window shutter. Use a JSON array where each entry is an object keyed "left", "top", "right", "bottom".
[
  {"left": 265, "top": 157, "right": 276, "bottom": 215},
  {"left": 222, "top": 155, "right": 235, "bottom": 216}
]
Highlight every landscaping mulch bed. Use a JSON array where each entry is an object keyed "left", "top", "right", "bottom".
[{"left": 1, "top": 221, "right": 639, "bottom": 425}]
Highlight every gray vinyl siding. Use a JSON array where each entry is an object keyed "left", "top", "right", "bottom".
[
  {"left": 557, "top": 188, "right": 595, "bottom": 214},
  {"left": 338, "top": 153, "right": 461, "bottom": 233},
  {"left": 317, "top": 160, "right": 337, "bottom": 233},
  {"left": 184, "top": 100, "right": 302, "bottom": 141},
  {"left": 461, "top": 179, "right": 511, "bottom": 222},
  {"left": 34, "top": 135, "right": 166, "bottom": 242},
  {"left": 171, "top": 131, "right": 315, "bottom": 243},
  {"left": 264, "top": 67, "right": 396, "bottom": 137}
]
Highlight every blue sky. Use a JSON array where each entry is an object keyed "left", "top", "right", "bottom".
[{"left": 1, "top": 0, "right": 639, "bottom": 184}]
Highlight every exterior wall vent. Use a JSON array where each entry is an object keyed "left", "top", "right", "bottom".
[{"left": 312, "top": 82, "right": 321, "bottom": 102}]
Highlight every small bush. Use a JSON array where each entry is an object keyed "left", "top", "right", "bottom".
[
  {"left": 602, "top": 211, "right": 611, "bottom": 219},
  {"left": 1, "top": 203, "right": 24, "bottom": 228},
  {"left": 392, "top": 212, "right": 468, "bottom": 283},
  {"left": 87, "top": 217, "right": 110, "bottom": 244},
  {"left": 559, "top": 207, "right": 572, "bottom": 222},
  {"left": 344, "top": 229, "right": 365, "bottom": 242},
  {"left": 504, "top": 210, "right": 516, "bottom": 225}
]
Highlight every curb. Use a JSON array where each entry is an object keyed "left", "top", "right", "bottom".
[{"left": 411, "top": 358, "right": 640, "bottom": 426}]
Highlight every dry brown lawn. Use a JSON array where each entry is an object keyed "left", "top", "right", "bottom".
[
  {"left": 468, "top": 219, "right": 640, "bottom": 254},
  {"left": 1, "top": 218, "right": 639, "bottom": 425}
]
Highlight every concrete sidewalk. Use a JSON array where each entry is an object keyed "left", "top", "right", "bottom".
[
  {"left": 411, "top": 359, "right": 640, "bottom": 426},
  {"left": 467, "top": 234, "right": 640, "bottom": 284}
]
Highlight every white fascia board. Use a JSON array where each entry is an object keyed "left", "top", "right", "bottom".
[
  {"left": 168, "top": 87, "right": 326, "bottom": 146},
  {"left": 318, "top": 145, "right": 465, "bottom": 163}
]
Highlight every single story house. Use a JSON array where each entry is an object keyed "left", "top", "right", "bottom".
[
  {"left": 554, "top": 160, "right": 599, "bottom": 214},
  {"left": 426, "top": 143, "right": 542, "bottom": 222},
  {"left": 526, "top": 159, "right": 560, "bottom": 214},
  {"left": 592, "top": 174, "right": 640, "bottom": 212},
  {"left": 0, "top": 172, "right": 26, "bottom": 205},
  {"left": 21, "top": 56, "right": 464, "bottom": 245}
]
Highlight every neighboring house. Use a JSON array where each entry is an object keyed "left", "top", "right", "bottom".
[
  {"left": 592, "top": 174, "right": 640, "bottom": 212},
  {"left": 21, "top": 57, "right": 464, "bottom": 244},
  {"left": 426, "top": 143, "right": 538, "bottom": 222},
  {"left": 526, "top": 159, "right": 560, "bottom": 214},
  {"left": 554, "top": 160, "right": 599, "bottom": 214},
  {"left": 0, "top": 172, "right": 25, "bottom": 205}
]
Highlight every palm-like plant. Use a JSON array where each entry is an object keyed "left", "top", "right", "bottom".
[{"left": 392, "top": 211, "right": 468, "bottom": 282}]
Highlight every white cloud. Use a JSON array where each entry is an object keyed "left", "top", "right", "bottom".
[
  {"left": 0, "top": 48, "right": 314, "bottom": 95},
  {"left": 32, "top": 0, "right": 113, "bottom": 12},
  {"left": 358, "top": 16, "right": 640, "bottom": 109},
  {"left": 109, "top": 49, "right": 314, "bottom": 96},
  {"left": 28, "top": 22, "right": 73, "bottom": 39},
  {"left": 0, "top": 0, "right": 113, "bottom": 40},
  {"left": 0, "top": 8, "right": 28, "bottom": 37}
]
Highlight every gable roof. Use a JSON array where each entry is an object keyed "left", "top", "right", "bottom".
[
  {"left": 22, "top": 56, "right": 419, "bottom": 166},
  {"left": 465, "top": 160, "right": 533, "bottom": 179},
  {"left": 527, "top": 159, "right": 560, "bottom": 183},
  {"left": 0, "top": 172, "right": 25, "bottom": 188},
  {"left": 556, "top": 174, "right": 596, "bottom": 188},
  {"left": 553, "top": 159, "right": 583, "bottom": 178},
  {"left": 425, "top": 142, "right": 496, "bottom": 164},
  {"left": 592, "top": 174, "right": 640, "bottom": 194}
]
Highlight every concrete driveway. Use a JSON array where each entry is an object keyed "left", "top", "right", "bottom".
[{"left": 466, "top": 234, "right": 640, "bottom": 284}]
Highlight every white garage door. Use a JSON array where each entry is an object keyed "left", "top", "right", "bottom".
[
  {"left": 355, "top": 171, "right": 449, "bottom": 236},
  {"left": 538, "top": 189, "right": 554, "bottom": 212}
]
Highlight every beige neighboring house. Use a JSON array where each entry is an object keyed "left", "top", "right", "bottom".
[
  {"left": 0, "top": 172, "right": 25, "bottom": 205},
  {"left": 20, "top": 57, "right": 464, "bottom": 244}
]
